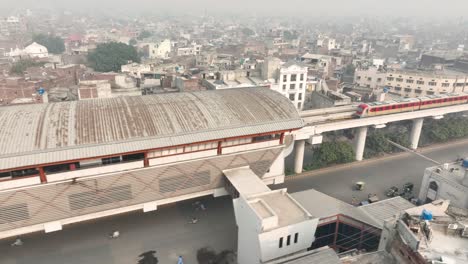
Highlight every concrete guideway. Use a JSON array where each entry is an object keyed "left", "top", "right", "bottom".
[{"left": 291, "top": 103, "right": 468, "bottom": 173}]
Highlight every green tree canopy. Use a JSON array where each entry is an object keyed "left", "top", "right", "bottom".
[
  {"left": 32, "top": 34, "right": 65, "bottom": 54},
  {"left": 10, "top": 59, "right": 44, "bottom": 75},
  {"left": 129, "top": 38, "right": 137, "bottom": 46},
  {"left": 137, "top": 30, "right": 152, "bottom": 40},
  {"left": 305, "top": 141, "right": 354, "bottom": 170},
  {"left": 87, "top": 42, "right": 140, "bottom": 72},
  {"left": 241, "top": 28, "right": 255, "bottom": 36}
]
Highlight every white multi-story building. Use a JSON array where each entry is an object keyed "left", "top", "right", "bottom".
[
  {"left": 273, "top": 61, "right": 308, "bottom": 110},
  {"left": 148, "top": 39, "right": 171, "bottom": 59},
  {"left": 355, "top": 67, "right": 468, "bottom": 97},
  {"left": 7, "top": 42, "right": 49, "bottom": 58},
  {"left": 176, "top": 43, "right": 201, "bottom": 56}
]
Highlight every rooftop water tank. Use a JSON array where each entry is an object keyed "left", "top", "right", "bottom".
[{"left": 421, "top": 209, "right": 433, "bottom": 221}]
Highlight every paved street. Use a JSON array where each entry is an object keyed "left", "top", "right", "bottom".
[
  {"left": 1, "top": 196, "right": 237, "bottom": 264},
  {"left": 282, "top": 139, "right": 468, "bottom": 204},
  {"left": 1, "top": 140, "right": 467, "bottom": 264}
]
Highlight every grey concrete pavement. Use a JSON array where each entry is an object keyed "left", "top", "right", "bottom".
[{"left": 1, "top": 196, "right": 237, "bottom": 264}]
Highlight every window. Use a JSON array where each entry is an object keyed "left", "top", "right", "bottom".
[
  {"left": 283, "top": 75, "right": 287, "bottom": 82},
  {"left": 415, "top": 89, "right": 422, "bottom": 94},
  {"left": 387, "top": 77, "right": 394, "bottom": 81},
  {"left": 367, "top": 77, "right": 372, "bottom": 81},
  {"left": 404, "top": 88, "right": 412, "bottom": 92},
  {"left": 442, "top": 83, "right": 450, "bottom": 87},
  {"left": 282, "top": 84, "right": 286, "bottom": 90},
  {"left": 279, "top": 237, "right": 283, "bottom": 248},
  {"left": 286, "top": 235, "right": 291, "bottom": 246},
  {"left": 297, "top": 102, "right": 302, "bottom": 109},
  {"left": 396, "top": 78, "right": 403, "bottom": 82},
  {"left": 406, "top": 79, "right": 414, "bottom": 83},
  {"left": 417, "top": 80, "right": 424, "bottom": 85},
  {"left": 44, "top": 163, "right": 73, "bottom": 174},
  {"left": 122, "top": 153, "right": 145, "bottom": 161},
  {"left": 429, "top": 82, "right": 437, "bottom": 86},
  {"left": 357, "top": 76, "right": 361, "bottom": 80},
  {"left": 289, "top": 94, "right": 295, "bottom": 101},
  {"left": 299, "top": 83, "right": 303, "bottom": 89},
  {"left": 102, "top": 156, "right": 121, "bottom": 165},
  {"left": 298, "top": 93, "right": 302, "bottom": 100},
  {"left": 377, "top": 78, "right": 382, "bottom": 82},
  {"left": 300, "top": 74, "right": 304, "bottom": 81},
  {"left": 427, "top": 91, "right": 435, "bottom": 95},
  {"left": 294, "top": 233, "right": 299, "bottom": 243},
  {"left": 291, "top": 74, "right": 297, "bottom": 82},
  {"left": 9, "top": 168, "right": 39, "bottom": 178},
  {"left": 395, "top": 87, "right": 401, "bottom": 91},
  {"left": 290, "top": 83, "right": 296, "bottom": 89}
]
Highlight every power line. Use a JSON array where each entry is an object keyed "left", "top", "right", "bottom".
[{"left": 386, "top": 139, "right": 441, "bottom": 165}]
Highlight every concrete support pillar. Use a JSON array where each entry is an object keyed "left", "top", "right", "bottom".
[
  {"left": 294, "top": 140, "right": 306, "bottom": 174},
  {"left": 410, "top": 118, "right": 424, "bottom": 150},
  {"left": 354, "top": 126, "right": 368, "bottom": 161}
]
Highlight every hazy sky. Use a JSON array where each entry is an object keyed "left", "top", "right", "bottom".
[{"left": 2, "top": 0, "right": 468, "bottom": 18}]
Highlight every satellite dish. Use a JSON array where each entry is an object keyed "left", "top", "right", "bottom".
[{"left": 38, "top": 87, "right": 45, "bottom": 95}]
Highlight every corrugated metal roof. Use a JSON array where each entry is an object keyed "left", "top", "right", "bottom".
[
  {"left": 0, "top": 88, "right": 303, "bottom": 170},
  {"left": 291, "top": 189, "right": 380, "bottom": 228},
  {"left": 360, "top": 197, "right": 415, "bottom": 228}
]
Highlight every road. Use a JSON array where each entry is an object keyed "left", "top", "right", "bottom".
[
  {"left": 1, "top": 140, "right": 467, "bottom": 264},
  {"left": 282, "top": 139, "right": 468, "bottom": 203}
]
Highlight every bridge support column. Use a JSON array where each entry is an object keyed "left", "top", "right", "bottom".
[
  {"left": 354, "top": 126, "right": 368, "bottom": 161},
  {"left": 410, "top": 118, "right": 424, "bottom": 150},
  {"left": 294, "top": 140, "right": 306, "bottom": 174}
]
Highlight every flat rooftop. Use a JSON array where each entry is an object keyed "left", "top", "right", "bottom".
[
  {"left": 426, "top": 163, "right": 468, "bottom": 188},
  {"left": 224, "top": 167, "right": 312, "bottom": 230},
  {"left": 249, "top": 190, "right": 312, "bottom": 229}
]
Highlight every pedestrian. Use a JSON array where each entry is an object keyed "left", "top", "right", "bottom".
[
  {"left": 11, "top": 237, "right": 23, "bottom": 247},
  {"left": 177, "top": 255, "right": 184, "bottom": 264},
  {"left": 189, "top": 217, "right": 198, "bottom": 224},
  {"left": 109, "top": 230, "right": 120, "bottom": 239}
]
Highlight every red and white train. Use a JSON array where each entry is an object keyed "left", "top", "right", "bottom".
[{"left": 355, "top": 93, "right": 468, "bottom": 118}]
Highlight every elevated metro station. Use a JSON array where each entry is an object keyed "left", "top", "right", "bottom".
[{"left": 0, "top": 87, "right": 302, "bottom": 240}]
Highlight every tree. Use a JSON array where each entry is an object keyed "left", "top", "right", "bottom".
[
  {"left": 305, "top": 141, "right": 354, "bottom": 170},
  {"left": 283, "top": 30, "right": 298, "bottom": 40},
  {"left": 137, "top": 30, "right": 152, "bottom": 40},
  {"left": 196, "top": 247, "right": 236, "bottom": 264},
  {"left": 10, "top": 59, "right": 44, "bottom": 75},
  {"left": 129, "top": 38, "right": 137, "bottom": 46},
  {"left": 241, "top": 28, "right": 255, "bottom": 36},
  {"left": 138, "top": 250, "right": 158, "bottom": 264},
  {"left": 87, "top": 42, "right": 140, "bottom": 72},
  {"left": 32, "top": 34, "right": 65, "bottom": 54}
]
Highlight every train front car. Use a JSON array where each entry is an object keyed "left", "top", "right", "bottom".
[{"left": 354, "top": 104, "right": 369, "bottom": 118}]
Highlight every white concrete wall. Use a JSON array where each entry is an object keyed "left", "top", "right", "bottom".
[
  {"left": 259, "top": 218, "right": 318, "bottom": 262},
  {"left": 0, "top": 176, "right": 41, "bottom": 190},
  {"left": 148, "top": 149, "right": 217, "bottom": 166},
  {"left": 418, "top": 168, "right": 468, "bottom": 208},
  {"left": 233, "top": 197, "right": 263, "bottom": 264},
  {"left": 47, "top": 161, "right": 144, "bottom": 182},
  {"left": 262, "top": 151, "right": 285, "bottom": 184},
  {"left": 222, "top": 140, "right": 279, "bottom": 155}
]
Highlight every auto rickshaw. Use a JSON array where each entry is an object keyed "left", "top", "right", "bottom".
[
  {"left": 386, "top": 186, "right": 399, "bottom": 197},
  {"left": 355, "top": 181, "right": 365, "bottom": 191}
]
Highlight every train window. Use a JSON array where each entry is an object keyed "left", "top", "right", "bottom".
[{"left": 370, "top": 108, "right": 375, "bottom": 112}]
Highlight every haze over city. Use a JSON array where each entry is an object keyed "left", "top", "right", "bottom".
[{"left": 0, "top": 1, "right": 467, "bottom": 264}]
